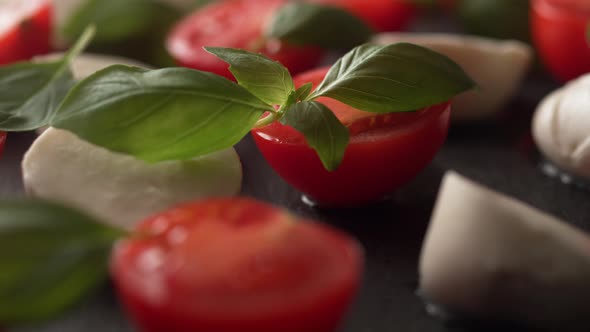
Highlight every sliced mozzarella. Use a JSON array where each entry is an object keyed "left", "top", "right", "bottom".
[
  {"left": 533, "top": 74, "right": 590, "bottom": 179},
  {"left": 373, "top": 33, "right": 533, "bottom": 122},
  {"left": 22, "top": 128, "right": 243, "bottom": 230},
  {"left": 420, "top": 172, "right": 590, "bottom": 328}
]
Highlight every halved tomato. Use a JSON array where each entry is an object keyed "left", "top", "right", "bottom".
[
  {"left": 111, "top": 198, "right": 363, "bottom": 332},
  {"left": 0, "top": 0, "right": 52, "bottom": 65},
  {"left": 252, "top": 67, "right": 451, "bottom": 206},
  {"left": 532, "top": 0, "right": 590, "bottom": 81},
  {"left": 308, "top": 0, "right": 417, "bottom": 32},
  {"left": 166, "top": 0, "right": 324, "bottom": 79}
]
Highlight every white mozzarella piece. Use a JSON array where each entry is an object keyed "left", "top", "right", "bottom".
[
  {"left": 22, "top": 128, "right": 243, "bottom": 230},
  {"left": 533, "top": 74, "right": 590, "bottom": 179},
  {"left": 373, "top": 33, "right": 533, "bottom": 122},
  {"left": 420, "top": 171, "right": 590, "bottom": 328}
]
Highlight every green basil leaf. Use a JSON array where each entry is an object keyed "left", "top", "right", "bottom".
[
  {"left": 266, "top": 2, "right": 373, "bottom": 49},
  {"left": 281, "top": 101, "right": 349, "bottom": 171},
  {"left": 0, "top": 26, "right": 95, "bottom": 131},
  {"left": 312, "top": 43, "right": 476, "bottom": 113},
  {"left": 0, "top": 200, "right": 125, "bottom": 323},
  {"left": 205, "top": 47, "right": 295, "bottom": 106},
  {"left": 295, "top": 82, "right": 313, "bottom": 101},
  {"left": 191, "top": 0, "right": 216, "bottom": 9},
  {"left": 52, "top": 66, "right": 271, "bottom": 162},
  {"left": 63, "top": 0, "right": 162, "bottom": 44}
]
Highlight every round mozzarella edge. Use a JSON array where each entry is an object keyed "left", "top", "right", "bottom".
[
  {"left": 533, "top": 74, "right": 590, "bottom": 179},
  {"left": 22, "top": 128, "right": 243, "bottom": 230},
  {"left": 372, "top": 33, "right": 533, "bottom": 121},
  {"left": 419, "top": 171, "right": 590, "bottom": 326}
]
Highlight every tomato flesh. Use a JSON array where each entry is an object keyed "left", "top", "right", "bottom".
[
  {"left": 252, "top": 67, "right": 451, "bottom": 206},
  {"left": 532, "top": 0, "right": 590, "bottom": 82},
  {"left": 166, "top": 0, "right": 323, "bottom": 79},
  {"left": 112, "top": 198, "right": 363, "bottom": 332},
  {"left": 0, "top": 0, "right": 52, "bottom": 65},
  {"left": 308, "top": 0, "right": 417, "bottom": 32},
  {"left": 0, "top": 132, "right": 5, "bottom": 157}
]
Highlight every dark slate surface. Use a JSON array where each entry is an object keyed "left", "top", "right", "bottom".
[{"left": 3, "top": 13, "right": 587, "bottom": 332}]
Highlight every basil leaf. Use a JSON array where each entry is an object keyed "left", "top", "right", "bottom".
[
  {"left": 0, "top": 200, "right": 125, "bottom": 323},
  {"left": 295, "top": 82, "right": 313, "bottom": 101},
  {"left": 0, "top": 63, "right": 74, "bottom": 131},
  {"left": 0, "top": 26, "right": 95, "bottom": 131},
  {"left": 266, "top": 2, "right": 373, "bottom": 49},
  {"left": 63, "top": 0, "right": 162, "bottom": 44},
  {"left": 205, "top": 47, "right": 295, "bottom": 105},
  {"left": 281, "top": 101, "right": 349, "bottom": 171},
  {"left": 52, "top": 66, "right": 271, "bottom": 162},
  {"left": 312, "top": 43, "right": 476, "bottom": 113},
  {"left": 191, "top": 0, "right": 216, "bottom": 9}
]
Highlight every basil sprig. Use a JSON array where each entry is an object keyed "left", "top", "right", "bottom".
[
  {"left": 311, "top": 43, "right": 476, "bottom": 113},
  {"left": 0, "top": 200, "right": 126, "bottom": 324},
  {"left": 0, "top": 38, "right": 474, "bottom": 171},
  {"left": 52, "top": 66, "right": 270, "bottom": 162},
  {"left": 0, "top": 26, "right": 95, "bottom": 131}
]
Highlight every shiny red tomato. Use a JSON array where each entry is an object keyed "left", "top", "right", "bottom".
[
  {"left": 166, "top": 0, "right": 324, "bottom": 79},
  {"left": 252, "top": 67, "right": 451, "bottom": 206},
  {"left": 112, "top": 198, "right": 363, "bottom": 332},
  {"left": 532, "top": 0, "right": 590, "bottom": 82},
  {"left": 0, "top": 0, "right": 52, "bottom": 65},
  {"left": 0, "top": 132, "right": 5, "bottom": 157},
  {"left": 308, "top": 0, "right": 417, "bottom": 32}
]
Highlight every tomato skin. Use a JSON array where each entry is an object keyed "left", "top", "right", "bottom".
[
  {"left": 308, "top": 0, "right": 417, "bottom": 32},
  {"left": 252, "top": 67, "right": 451, "bottom": 206},
  {"left": 0, "top": 132, "right": 6, "bottom": 157},
  {"left": 0, "top": 0, "right": 52, "bottom": 65},
  {"left": 112, "top": 198, "right": 363, "bottom": 332},
  {"left": 166, "top": 0, "right": 324, "bottom": 79},
  {"left": 532, "top": 0, "right": 590, "bottom": 82}
]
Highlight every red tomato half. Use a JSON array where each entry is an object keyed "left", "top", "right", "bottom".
[
  {"left": 112, "top": 198, "right": 363, "bottom": 332},
  {"left": 252, "top": 67, "right": 451, "bottom": 206},
  {"left": 532, "top": 0, "right": 590, "bottom": 82},
  {"left": 308, "top": 0, "right": 417, "bottom": 32},
  {"left": 0, "top": 0, "right": 52, "bottom": 65},
  {"left": 0, "top": 132, "right": 6, "bottom": 157},
  {"left": 166, "top": 0, "right": 324, "bottom": 79}
]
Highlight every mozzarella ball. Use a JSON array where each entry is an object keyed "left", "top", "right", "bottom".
[
  {"left": 22, "top": 128, "right": 243, "bottom": 230},
  {"left": 373, "top": 33, "right": 533, "bottom": 122},
  {"left": 420, "top": 172, "right": 590, "bottom": 328},
  {"left": 533, "top": 74, "right": 590, "bottom": 179}
]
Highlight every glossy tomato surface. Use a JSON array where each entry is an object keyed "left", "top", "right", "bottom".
[
  {"left": 308, "top": 0, "right": 417, "bottom": 32},
  {"left": 252, "top": 67, "right": 451, "bottom": 206},
  {"left": 532, "top": 0, "right": 590, "bottom": 82},
  {"left": 0, "top": 0, "right": 51, "bottom": 65},
  {"left": 112, "top": 198, "right": 363, "bottom": 332},
  {"left": 166, "top": 0, "right": 323, "bottom": 79},
  {"left": 0, "top": 132, "right": 5, "bottom": 157}
]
